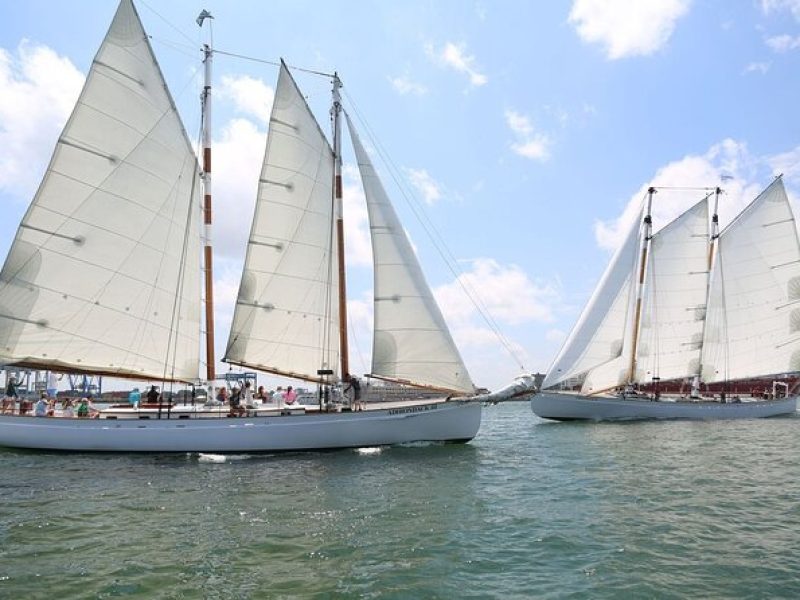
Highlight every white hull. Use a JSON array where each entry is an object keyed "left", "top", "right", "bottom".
[
  {"left": 0, "top": 400, "right": 481, "bottom": 452},
  {"left": 531, "top": 392, "right": 797, "bottom": 421}
]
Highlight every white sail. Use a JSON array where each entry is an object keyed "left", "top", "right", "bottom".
[
  {"left": 224, "top": 63, "right": 339, "bottom": 382},
  {"left": 543, "top": 206, "right": 643, "bottom": 390},
  {"left": 701, "top": 178, "right": 800, "bottom": 383},
  {"left": 346, "top": 114, "right": 474, "bottom": 394},
  {"left": 0, "top": 0, "right": 201, "bottom": 381},
  {"left": 635, "top": 198, "right": 709, "bottom": 384}
]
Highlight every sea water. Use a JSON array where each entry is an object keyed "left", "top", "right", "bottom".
[{"left": 1, "top": 403, "right": 799, "bottom": 598}]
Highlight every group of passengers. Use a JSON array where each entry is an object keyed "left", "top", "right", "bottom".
[
  {"left": 2, "top": 377, "right": 98, "bottom": 418},
  {"left": 213, "top": 382, "right": 299, "bottom": 415}
]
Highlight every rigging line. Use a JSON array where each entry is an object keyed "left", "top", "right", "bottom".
[
  {"left": 162, "top": 120, "right": 205, "bottom": 389},
  {"left": 651, "top": 186, "right": 721, "bottom": 192},
  {"left": 211, "top": 49, "right": 335, "bottom": 78},
  {"left": 347, "top": 96, "right": 525, "bottom": 370},
  {"left": 342, "top": 92, "right": 527, "bottom": 370},
  {"left": 138, "top": 0, "right": 197, "bottom": 47},
  {"left": 347, "top": 308, "right": 368, "bottom": 378},
  {"left": 148, "top": 36, "right": 199, "bottom": 61}
]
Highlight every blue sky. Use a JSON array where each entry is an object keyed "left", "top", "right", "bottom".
[{"left": 2, "top": 0, "right": 800, "bottom": 391}]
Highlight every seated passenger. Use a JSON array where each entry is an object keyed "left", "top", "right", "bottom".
[
  {"left": 62, "top": 399, "right": 75, "bottom": 418},
  {"left": 76, "top": 398, "right": 90, "bottom": 418},
  {"left": 34, "top": 395, "right": 48, "bottom": 417},
  {"left": 284, "top": 386, "right": 297, "bottom": 406}
]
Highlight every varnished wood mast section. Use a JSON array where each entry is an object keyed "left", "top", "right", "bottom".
[{"left": 203, "top": 145, "right": 215, "bottom": 381}]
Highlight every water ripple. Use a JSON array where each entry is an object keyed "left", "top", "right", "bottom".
[{"left": 1, "top": 405, "right": 800, "bottom": 598}]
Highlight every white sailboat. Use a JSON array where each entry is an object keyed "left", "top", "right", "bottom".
[
  {"left": 532, "top": 178, "right": 800, "bottom": 421},
  {"left": 0, "top": 0, "right": 533, "bottom": 452}
]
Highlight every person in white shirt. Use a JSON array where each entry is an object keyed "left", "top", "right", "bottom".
[{"left": 243, "top": 381, "right": 256, "bottom": 409}]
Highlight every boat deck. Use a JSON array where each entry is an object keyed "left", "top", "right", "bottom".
[{"left": 0, "top": 397, "right": 455, "bottom": 420}]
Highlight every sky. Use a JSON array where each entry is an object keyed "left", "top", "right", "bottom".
[{"left": 1, "top": 0, "right": 800, "bottom": 392}]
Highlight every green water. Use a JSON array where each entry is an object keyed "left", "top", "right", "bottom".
[{"left": 1, "top": 403, "right": 799, "bottom": 598}]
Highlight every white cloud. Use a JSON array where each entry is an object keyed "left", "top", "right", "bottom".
[
  {"left": 761, "top": 0, "right": 800, "bottom": 20},
  {"left": 425, "top": 41, "right": 487, "bottom": 87},
  {"left": 569, "top": 0, "right": 691, "bottom": 59},
  {"left": 431, "top": 258, "right": 559, "bottom": 389},
  {"left": 211, "top": 117, "right": 266, "bottom": 260},
  {"left": 505, "top": 110, "right": 534, "bottom": 137},
  {"left": 0, "top": 42, "right": 84, "bottom": 200},
  {"left": 768, "top": 145, "right": 800, "bottom": 182},
  {"left": 405, "top": 168, "right": 442, "bottom": 204},
  {"left": 387, "top": 74, "right": 427, "bottom": 96},
  {"left": 505, "top": 109, "right": 551, "bottom": 161},
  {"left": 545, "top": 329, "right": 567, "bottom": 344},
  {"left": 218, "top": 75, "right": 274, "bottom": 124},
  {"left": 765, "top": 34, "right": 800, "bottom": 52},
  {"left": 744, "top": 61, "right": 771, "bottom": 74},
  {"left": 435, "top": 258, "right": 558, "bottom": 326},
  {"left": 593, "top": 139, "right": 773, "bottom": 251},
  {"left": 342, "top": 164, "right": 373, "bottom": 267}
]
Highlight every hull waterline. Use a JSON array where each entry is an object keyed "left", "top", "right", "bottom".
[
  {"left": 531, "top": 392, "right": 797, "bottom": 421},
  {"left": 0, "top": 401, "right": 481, "bottom": 452}
]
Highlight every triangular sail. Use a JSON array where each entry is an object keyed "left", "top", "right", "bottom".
[
  {"left": 0, "top": 0, "right": 201, "bottom": 381},
  {"left": 635, "top": 198, "right": 709, "bottom": 384},
  {"left": 701, "top": 178, "right": 800, "bottom": 383},
  {"left": 543, "top": 206, "right": 643, "bottom": 390},
  {"left": 224, "top": 63, "right": 339, "bottom": 382},
  {"left": 346, "top": 114, "right": 474, "bottom": 394}
]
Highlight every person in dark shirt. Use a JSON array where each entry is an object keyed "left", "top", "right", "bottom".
[
  {"left": 2, "top": 378, "right": 18, "bottom": 414},
  {"left": 345, "top": 374, "right": 363, "bottom": 411},
  {"left": 146, "top": 385, "right": 160, "bottom": 404}
]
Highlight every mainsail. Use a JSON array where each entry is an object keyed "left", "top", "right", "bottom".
[
  {"left": 701, "top": 177, "right": 800, "bottom": 383},
  {"left": 635, "top": 198, "right": 709, "bottom": 383},
  {"left": 224, "top": 62, "right": 340, "bottom": 382},
  {"left": 346, "top": 115, "right": 474, "bottom": 394},
  {"left": 543, "top": 205, "right": 643, "bottom": 390},
  {"left": 0, "top": 0, "right": 201, "bottom": 381}
]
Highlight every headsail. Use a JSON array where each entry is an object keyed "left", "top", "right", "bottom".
[
  {"left": 224, "top": 62, "right": 340, "bottom": 382},
  {"left": 701, "top": 177, "right": 800, "bottom": 383},
  {"left": 346, "top": 114, "right": 474, "bottom": 394},
  {"left": 543, "top": 205, "right": 643, "bottom": 390},
  {"left": 635, "top": 197, "right": 709, "bottom": 383},
  {"left": 0, "top": 0, "right": 201, "bottom": 381}
]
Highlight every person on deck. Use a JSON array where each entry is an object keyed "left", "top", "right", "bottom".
[
  {"left": 128, "top": 388, "right": 141, "bottom": 408},
  {"left": 345, "top": 375, "right": 363, "bottom": 411},
  {"left": 76, "top": 398, "right": 90, "bottom": 418},
  {"left": 284, "top": 386, "right": 297, "bottom": 406},
  {"left": 146, "top": 385, "right": 159, "bottom": 405},
  {"left": 243, "top": 381, "right": 256, "bottom": 409},
  {"left": 34, "top": 395, "right": 48, "bottom": 417},
  {"left": 62, "top": 399, "right": 75, "bottom": 418},
  {"left": 256, "top": 385, "right": 268, "bottom": 402},
  {"left": 3, "top": 377, "right": 18, "bottom": 414}
]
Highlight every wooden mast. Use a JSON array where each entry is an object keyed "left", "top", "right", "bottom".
[
  {"left": 627, "top": 186, "right": 655, "bottom": 385},
  {"left": 199, "top": 12, "right": 216, "bottom": 382},
  {"left": 332, "top": 73, "right": 350, "bottom": 379},
  {"left": 692, "top": 186, "right": 721, "bottom": 397}
]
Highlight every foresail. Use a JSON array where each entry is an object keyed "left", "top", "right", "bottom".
[
  {"left": 635, "top": 198, "right": 709, "bottom": 384},
  {"left": 346, "top": 114, "right": 474, "bottom": 394},
  {"left": 224, "top": 62, "right": 339, "bottom": 381},
  {"left": 0, "top": 0, "right": 201, "bottom": 381},
  {"left": 543, "top": 206, "right": 643, "bottom": 390},
  {"left": 701, "top": 178, "right": 800, "bottom": 383}
]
